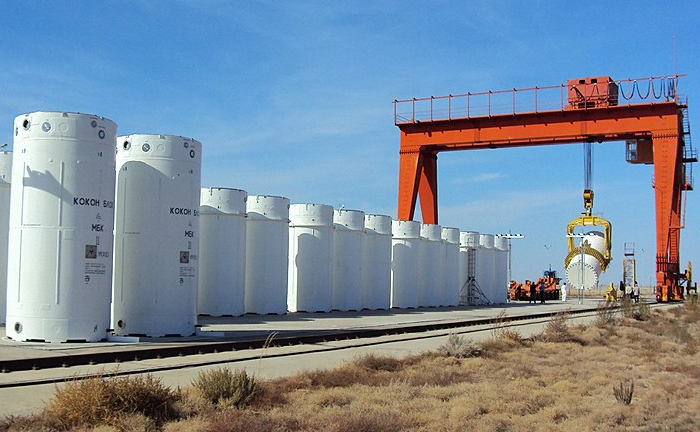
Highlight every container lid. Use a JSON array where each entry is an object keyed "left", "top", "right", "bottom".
[
  {"left": 479, "top": 234, "right": 495, "bottom": 249},
  {"left": 200, "top": 187, "right": 247, "bottom": 215},
  {"left": 459, "top": 231, "right": 480, "bottom": 247},
  {"left": 334, "top": 209, "right": 365, "bottom": 231},
  {"left": 364, "top": 214, "right": 392, "bottom": 235},
  {"left": 247, "top": 195, "right": 290, "bottom": 221},
  {"left": 15, "top": 112, "right": 116, "bottom": 144},
  {"left": 117, "top": 134, "right": 201, "bottom": 164},
  {"left": 441, "top": 227, "right": 460, "bottom": 244},
  {"left": 420, "top": 224, "right": 442, "bottom": 241},
  {"left": 289, "top": 203, "right": 334, "bottom": 227},
  {"left": 392, "top": 220, "right": 421, "bottom": 239},
  {"left": 494, "top": 236, "right": 509, "bottom": 250}
]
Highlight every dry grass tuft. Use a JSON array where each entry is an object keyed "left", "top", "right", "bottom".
[
  {"left": 594, "top": 301, "right": 618, "bottom": 327},
  {"left": 352, "top": 353, "right": 405, "bottom": 372},
  {"left": 190, "top": 367, "right": 257, "bottom": 408},
  {"left": 634, "top": 301, "right": 652, "bottom": 320},
  {"left": 438, "top": 333, "right": 481, "bottom": 358},
  {"left": 613, "top": 379, "right": 634, "bottom": 405},
  {"left": 537, "top": 311, "right": 585, "bottom": 344},
  {"left": 620, "top": 297, "right": 635, "bottom": 319},
  {"left": 682, "top": 297, "right": 700, "bottom": 323},
  {"left": 40, "top": 372, "right": 179, "bottom": 430},
  {"left": 481, "top": 326, "right": 526, "bottom": 356}
]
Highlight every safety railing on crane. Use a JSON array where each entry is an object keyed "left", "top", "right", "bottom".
[{"left": 394, "top": 75, "right": 685, "bottom": 125}]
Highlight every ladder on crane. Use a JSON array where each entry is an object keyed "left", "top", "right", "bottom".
[
  {"left": 681, "top": 105, "right": 696, "bottom": 228},
  {"left": 459, "top": 248, "right": 491, "bottom": 305}
]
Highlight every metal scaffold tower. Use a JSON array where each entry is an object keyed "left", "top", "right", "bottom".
[
  {"left": 459, "top": 248, "right": 491, "bottom": 306},
  {"left": 623, "top": 242, "right": 637, "bottom": 290}
]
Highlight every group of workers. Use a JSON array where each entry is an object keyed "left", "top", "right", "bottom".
[
  {"left": 605, "top": 281, "right": 640, "bottom": 303},
  {"left": 527, "top": 280, "right": 550, "bottom": 304}
]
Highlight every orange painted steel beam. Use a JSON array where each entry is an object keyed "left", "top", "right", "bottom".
[
  {"left": 397, "top": 103, "right": 680, "bottom": 152},
  {"left": 652, "top": 133, "right": 685, "bottom": 300},
  {"left": 418, "top": 152, "right": 438, "bottom": 223},
  {"left": 396, "top": 100, "right": 687, "bottom": 299}
]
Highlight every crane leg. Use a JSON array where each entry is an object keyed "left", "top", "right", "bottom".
[
  {"left": 397, "top": 149, "right": 439, "bottom": 223},
  {"left": 418, "top": 152, "right": 438, "bottom": 224},
  {"left": 652, "top": 133, "right": 683, "bottom": 301}
]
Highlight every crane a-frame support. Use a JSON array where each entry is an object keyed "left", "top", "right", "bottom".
[{"left": 396, "top": 101, "right": 688, "bottom": 300}]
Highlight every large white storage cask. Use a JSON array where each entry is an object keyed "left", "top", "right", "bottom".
[
  {"left": 362, "top": 214, "right": 391, "bottom": 310},
  {"left": 245, "top": 195, "right": 290, "bottom": 314},
  {"left": 331, "top": 209, "right": 364, "bottom": 311},
  {"left": 391, "top": 220, "right": 421, "bottom": 308},
  {"left": 418, "top": 224, "right": 441, "bottom": 307},
  {"left": 288, "top": 203, "right": 334, "bottom": 313},
  {"left": 7, "top": 112, "right": 116, "bottom": 342},
  {"left": 441, "top": 227, "right": 460, "bottom": 307},
  {"left": 198, "top": 187, "right": 247, "bottom": 316},
  {"left": 112, "top": 134, "right": 201, "bottom": 337}
]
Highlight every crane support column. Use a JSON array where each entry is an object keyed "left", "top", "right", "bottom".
[
  {"left": 652, "top": 132, "right": 684, "bottom": 300},
  {"left": 397, "top": 148, "right": 438, "bottom": 224}
]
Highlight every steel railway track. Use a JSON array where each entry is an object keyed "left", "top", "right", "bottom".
[{"left": 0, "top": 302, "right": 669, "bottom": 387}]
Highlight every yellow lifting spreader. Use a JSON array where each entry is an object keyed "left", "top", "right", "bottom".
[
  {"left": 564, "top": 212, "right": 613, "bottom": 271},
  {"left": 564, "top": 143, "right": 613, "bottom": 272}
]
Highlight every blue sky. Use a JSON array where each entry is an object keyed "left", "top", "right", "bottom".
[{"left": 1, "top": 1, "right": 698, "bottom": 286}]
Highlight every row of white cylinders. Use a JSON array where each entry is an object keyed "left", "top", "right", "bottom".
[
  {"left": 0, "top": 112, "right": 509, "bottom": 342},
  {"left": 198, "top": 194, "right": 508, "bottom": 316},
  {"left": 1, "top": 183, "right": 511, "bottom": 331}
]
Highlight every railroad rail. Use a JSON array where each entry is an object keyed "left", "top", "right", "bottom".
[{"left": 0, "top": 302, "right": 667, "bottom": 379}]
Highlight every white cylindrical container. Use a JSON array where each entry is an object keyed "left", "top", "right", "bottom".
[
  {"left": 331, "top": 209, "right": 364, "bottom": 311},
  {"left": 0, "top": 152, "right": 13, "bottom": 325},
  {"left": 7, "top": 112, "right": 116, "bottom": 342},
  {"left": 566, "top": 231, "right": 605, "bottom": 290},
  {"left": 477, "top": 233, "right": 495, "bottom": 303},
  {"left": 493, "top": 236, "right": 509, "bottom": 304},
  {"left": 362, "top": 214, "right": 391, "bottom": 310},
  {"left": 245, "top": 195, "right": 290, "bottom": 314},
  {"left": 288, "top": 203, "right": 334, "bottom": 313},
  {"left": 418, "top": 224, "right": 442, "bottom": 307},
  {"left": 461, "top": 231, "right": 480, "bottom": 248},
  {"left": 391, "top": 220, "right": 421, "bottom": 308},
  {"left": 441, "top": 227, "right": 460, "bottom": 307},
  {"left": 584, "top": 231, "right": 607, "bottom": 255},
  {"left": 198, "top": 187, "right": 247, "bottom": 316},
  {"left": 112, "top": 134, "right": 201, "bottom": 337},
  {"left": 459, "top": 231, "right": 480, "bottom": 305}
]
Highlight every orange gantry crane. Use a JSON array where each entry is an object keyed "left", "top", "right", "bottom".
[{"left": 394, "top": 75, "right": 695, "bottom": 302}]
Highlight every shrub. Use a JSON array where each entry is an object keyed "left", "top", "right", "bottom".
[
  {"left": 541, "top": 312, "right": 570, "bottom": 342},
  {"left": 42, "top": 372, "right": 179, "bottom": 430},
  {"left": 613, "top": 379, "right": 634, "bottom": 405},
  {"left": 683, "top": 297, "right": 700, "bottom": 323},
  {"left": 353, "top": 353, "right": 405, "bottom": 372},
  {"left": 633, "top": 302, "right": 651, "bottom": 321},
  {"left": 191, "top": 367, "right": 257, "bottom": 408},
  {"left": 438, "top": 333, "right": 481, "bottom": 358},
  {"left": 595, "top": 302, "right": 618, "bottom": 327},
  {"left": 620, "top": 297, "right": 635, "bottom": 319}
]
